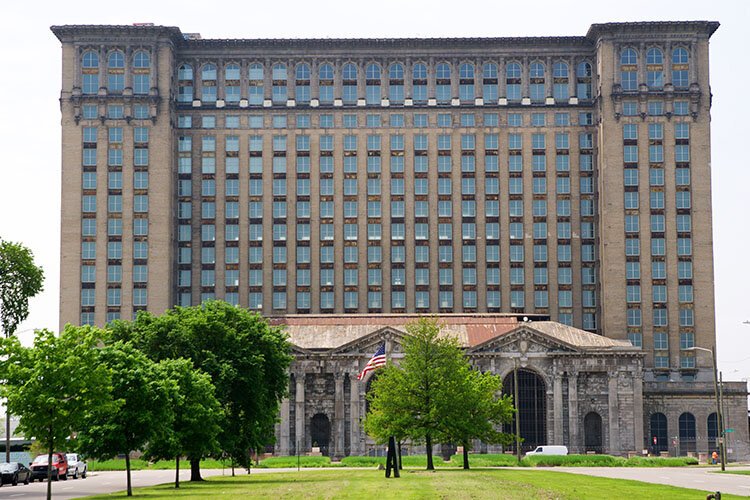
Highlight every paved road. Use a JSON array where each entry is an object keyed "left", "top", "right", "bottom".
[
  {"left": 551, "top": 466, "right": 750, "bottom": 497},
  {"left": 0, "top": 468, "right": 229, "bottom": 499}
]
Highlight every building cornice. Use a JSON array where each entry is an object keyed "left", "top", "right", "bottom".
[{"left": 587, "top": 21, "right": 719, "bottom": 41}]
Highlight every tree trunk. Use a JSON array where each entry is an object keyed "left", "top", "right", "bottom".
[
  {"left": 125, "top": 453, "right": 132, "bottom": 497},
  {"left": 463, "top": 443, "right": 470, "bottom": 470},
  {"left": 425, "top": 433, "right": 434, "bottom": 470},
  {"left": 190, "top": 457, "right": 203, "bottom": 481},
  {"left": 46, "top": 442, "right": 53, "bottom": 500},
  {"left": 175, "top": 455, "right": 180, "bottom": 489},
  {"left": 5, "top": 411, "right": 10, "bottom": 463},
  {"left": 397, "top": 441, "right": 403, "bottom": 470}
]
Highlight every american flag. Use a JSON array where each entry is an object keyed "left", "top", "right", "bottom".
[{"left": 358, "top": 343, "right": 386, "bottom": 380}]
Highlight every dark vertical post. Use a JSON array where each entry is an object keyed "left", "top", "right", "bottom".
[
  {"left": 710, "top": 349, "right": 725, "bottom": 471},
  {"left": 514, "top": 358, "right": 521, "bottom": 463},
  {"left": 719, "top": 371, "right": 727, "bottom": 467}
]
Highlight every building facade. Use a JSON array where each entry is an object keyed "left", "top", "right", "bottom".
[{"left": 51, "top": 21, "right": 749, "bottom": 458}]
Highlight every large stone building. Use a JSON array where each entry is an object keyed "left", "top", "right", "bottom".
[{"left": 51, "top": 21, "right": 749, "bottom": 458}]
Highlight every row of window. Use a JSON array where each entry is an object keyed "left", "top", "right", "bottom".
[
  {"left": 619, "top": 47, "right": 691, "bottom": 90},
  {"left": 81, "top": 50, "right": 151, "bottom": 95},
  {"left": 176, "top": 60, "right": 593, "bottom": 104}
]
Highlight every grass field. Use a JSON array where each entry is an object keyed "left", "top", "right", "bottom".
[
  {"left": 719, "top": 470, "right": 750, "bottom": 476},
  {"left": 84, "top": 468, "right": 747, "bottom": 499},
  {"left": 88, "top": 458, "right": 230, "bottom": 471}
]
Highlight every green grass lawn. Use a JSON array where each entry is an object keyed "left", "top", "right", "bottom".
[
  {"left": 88, "top": 458, "right": 230, "bottom": 471},
  {"left": 718, "top": 470, "right": 750, "bottom": 476},
  {"left": 83, "top": 468, "right": 748, "bottom": 499}
]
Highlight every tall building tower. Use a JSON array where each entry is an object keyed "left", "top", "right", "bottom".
[{"left": 52, "top": 21, "right": 721, "bottom": 382}]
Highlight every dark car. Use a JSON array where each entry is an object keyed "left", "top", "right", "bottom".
[
  {"left": 29, "top": 453, "right": 68, "bottom": 482},
  {"left": 0, "top": 462, "right": 31, "bottom": 486}
]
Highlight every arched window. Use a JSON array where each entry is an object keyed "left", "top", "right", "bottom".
[
  {"left": 506, "top": 62, "right": 521, "bottom": 101},
  {"left": 389, "top": 63, "right": 404, "bottom": 104},
  {"left": 584, "top": 412, "right": 603, "bottom": 453},
  {"left": 248, "top": 63, "right": 263, "bottom": 105},
  {"left": 483, "top": 63, "right": 498, "bottom": 102},
  {"left": 577, "top": 61, "right": 593, "bottom": 100},
  {"left": 553, "top": 61, "right": 569, "bottom": 101},
  {"left": 342, "top": 62, "right": 358, "bottom": 81},
  {"left": 318, "top": 63, "right": 334, "bottom": 104},
  {"left": 176, "top": 63, "right": 193, "bottom": 103},
  {"left": 646, "top": 48, "right": 664, "bottom": 89},
  {"left": 620, "top": 48, "right": 638, "bottom": 91},
  {"left": 133, "top": 51, "right": 150, "bottom": 69},
  {"left": 649, "top": 412, "right": 668, "bottom": 453},
  {"left": 107, "top": 51, "right": 125, "bottom": 93},
  {"left": 436, "top": 63, "right": 451, "bottom": 103},
  {"left": 530, "top": 61, "right": 545, "bottom": 102},
  {"left": 459, "top": 63, "right": 474, "bottom": 101},
  {"left": 201, "top": 63, "right": 217, "bottom": 103},
  {"left": 389, "top": 63, "right": 404, "bottom": 80},
  {"left": 225, "top": 63, "right": 241, "bottom": 103},
  {"left": 707, "top": 413, "right": 719, "bottom": 454},
  {"left": 133, "top": 51, "right": 150, "bottom": 95},
  {"left": 678, "top": 412, "right": 696, "bottom": 454},
  {"left": 271, "top": 63, "right": 287, "bottom": 104},
  {"left": 81, "top": 51, "right": 99, "bottom": 95},
  {"left": 342, "top": 63, "right": 358, "bottom": 104},
  {"left": 412, "top": 62, "right": 427, "bottom": 103},
  {"left": 502, "top": 369, "right": 547, "bottom": 453},
  {"left": 365, "top": 64, "right": 381, "bottom": 105},
  {"left": 672, "top": 47, "right": 689, "bottom": 89},
  {"left": 295, "top": 63, "right": 311, "bottom": 104}
]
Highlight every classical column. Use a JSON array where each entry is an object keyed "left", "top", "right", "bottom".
[
  {"left": 568, "top": 370, "right": 579, "bottom": 452},
  {"left": 295, "top": 372, "right": 306, "bottom": 454},
  {"left": 334, "top": 372, "right": 345, "bottom": 459},
  {"left": 633, "top": 371, "right": 644, "bottom": 452},
  {"left": 608, "top": 370, "right": 620, "bottom": 455},
  {"left": 553, "top": 370, "right": 564, "bottom": 445},
  {"left": 350, "top": 373, "right": 361, "bottom": 456},
  {"left": 279, "top": 395, "right": 291, "bottom": 456}
]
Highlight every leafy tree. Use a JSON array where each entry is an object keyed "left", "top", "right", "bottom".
[
  {"left": 364, "top": 317, "right": 470, "bottom": 470},
  {"left": 144, "top": 358, "right": 223, "bottom": 489},
  {"left": 440, "top": 367, "right": 515, "bottom": 469},
  {"left": 0, "top": 326, "right": 112, "bottom": 500},
  {"left": 76, "top": 341, "right": 173, "bottom": 496},
  {"left": 0, "top": 238, "right": 44, "bottom": 461},
  {"left": 110, "top": 301, "right": 292, "bottom": 480}
]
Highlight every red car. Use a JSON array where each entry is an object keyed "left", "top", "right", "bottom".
[{"left": 29, "top": 453, "right": 68, "bottom": 482}]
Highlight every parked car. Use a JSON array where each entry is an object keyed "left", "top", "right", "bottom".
[
  {"left": 29, "top": 453, "right": 68, "bottom": 482},
  {"left": 524, "top": 445, "right": 569, "bottom": 457},
  {"left": 0, "top": 462, "right": 31, "bottom": 486},
  {"left": 65, "top": 453, "right": 87, "bottom": 479}
]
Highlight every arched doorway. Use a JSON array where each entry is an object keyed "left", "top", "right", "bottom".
[
  {"left": 503, "top": 369, "right": 547, "bottom": 453},
  {"left": 707, "top": 413, "right": 719, "bottom": 454},
  {"left": 649, "top": 413, "right": 668, "bottom": 454},
  {"left": 310, "top": 413, "right": 331, "bottom": 456},
  {"left": 678, "top": 412, "right": 696, "bottom": 455},
  {"left": 584, "top": 412, "right": 603, "bottom": 453}
]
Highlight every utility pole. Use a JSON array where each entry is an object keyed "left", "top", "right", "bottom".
[{"left": 719, "top": 371, "right": 727, "bottom": 467}]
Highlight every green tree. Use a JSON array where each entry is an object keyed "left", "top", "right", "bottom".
[
  {"left": 364, "top": 317, "right": 470, "bottom": 470},
  {"left": 144, "top": 358, "right": 223, "bottom": 489},
  {"left": 440, "top": 367, "right": 515, "bottom": 469},
  {"left": 0, "top": 326, "right": 112, "bottom": 500},
  {"left": 110, "top": 301, "right": 292, "bottom": 480},
  {"left": 76, "top": 341, "right": 173, "bottom": 496},
  {"left": 0, "top": 238, "right": 44, "bottom": 461}
]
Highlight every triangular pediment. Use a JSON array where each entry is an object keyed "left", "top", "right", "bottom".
[
  {"left": 467, "top": 325, "right": 580, "bottom": 355},
  {"left": 330, "top": 326, "right": 407, "bottom": 355}
]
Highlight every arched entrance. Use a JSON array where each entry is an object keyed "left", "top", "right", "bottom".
[
  {"left": 584, "top": 412, "right": 603, "bottom": 453},
  {"left": 310, "top": 413, "right": 331, "bottom": 456},
  {"left": 707, "top": 413, "right": 719, "bottom": 454},
  {"left": 678, "top": 412, "right": 696, "bottom": 455},
  {"left": 649, "top": 413, "right": 668, "bottom": 454},
  {"left": 503, "top": 369, "right": 547, "bottom": 453}
]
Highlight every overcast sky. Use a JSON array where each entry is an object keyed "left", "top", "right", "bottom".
[{"left": 1, "top": 0, "right": 748, "bottom": 387}]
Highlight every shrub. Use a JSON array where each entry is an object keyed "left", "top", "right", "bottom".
[
  {"left": 257, "top": 456, "right": 334, "bottom": 468},
  {"left": 624, "top": 456, "right": 698, "bottom": 467},
  {"left": 448, "top": 453, "right": 520, "bottom": 467},
  {"left": 522, "top": 454, "right": 626, "bottom": 467},
  {"left": 340, "top": 456, "right": 386, "bottom": 467}
]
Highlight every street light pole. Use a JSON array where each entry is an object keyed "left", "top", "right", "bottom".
[
  {"left": 689, "top": 346, "right": 725, "bottom": 471},
  {"left": 513, "top": 357, "right": 521, "bottom": 463}
]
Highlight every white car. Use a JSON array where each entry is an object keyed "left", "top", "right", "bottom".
[
  {"left": 65, "top": 454, "right": 87, "bottom": 479},
  {"left": 524, "top": 445, "right": 569, "bottom": 457}
]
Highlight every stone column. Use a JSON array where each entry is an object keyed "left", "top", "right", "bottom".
[
  {"left": 608, "top": 370, "right": 620, "bottom": 455},
  {"left": 568, "top": 370, "right": 579, "bottom": 452},
  {"left": 334, "top": 372, "right": 345, "bottom": 459},
  {"left": 279, "top": 394, "right": 291, "bottom": 456},
  {"left": 350, "top": 373, "right": 361, "bottom": 456},
  {"left": 553, "top": 370, "right": 564, "bottom": 445},
  {"left": 295, "top": 372, "right": 306, "bottom": 454},
  {"left": 633, "top": 371, "right": 644, "bottom": 452}
]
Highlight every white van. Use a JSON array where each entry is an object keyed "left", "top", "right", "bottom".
[{"left": 525, "top": 445, "right": 569, "bottom": 456}]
